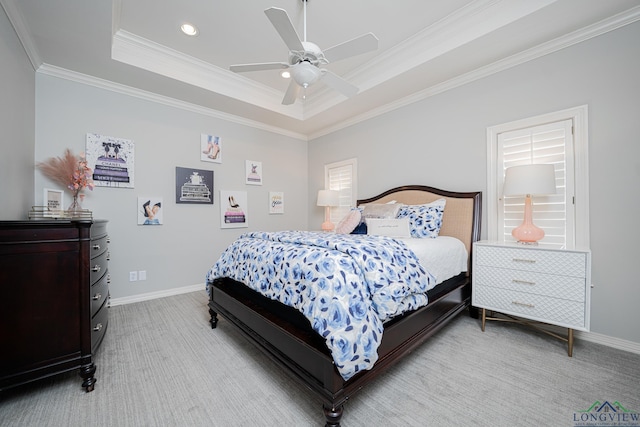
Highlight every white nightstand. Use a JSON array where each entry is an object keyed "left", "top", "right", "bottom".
[{"left": 472, "top": 240, "right": 591, "bottom": 356}]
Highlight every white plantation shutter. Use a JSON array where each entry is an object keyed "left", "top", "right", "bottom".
[
  {"left": 325, "top": 158, "right": 358, "bottom": 225},
  {"left": 497, "top": 120, "right": 574, "bottom": 249}
]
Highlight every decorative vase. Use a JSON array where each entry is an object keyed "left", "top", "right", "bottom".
[{"left": 68, "top": 192, "right": 82, "bottom": 215}]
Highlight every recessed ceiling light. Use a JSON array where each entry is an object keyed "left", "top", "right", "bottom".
[
  {"left": 180, "top": 23, "right": 198, "bottom": 36},
  {"left": 281, "top": 71, "right": 291, "bottom": 79}
]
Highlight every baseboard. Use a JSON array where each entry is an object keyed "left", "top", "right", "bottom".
[
  {"left": 112, "top": 286, "right": 640, "bottom": 355},
  {"left": 575, "top": 330, "right": 640, "bottom": 355},
  {"left": 109, "top": 283, "right": 205, "bottom": 307}
]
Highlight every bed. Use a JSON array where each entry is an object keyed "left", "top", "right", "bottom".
[{"left": 207, "top": 185, "right": 481, "bottom": 426}]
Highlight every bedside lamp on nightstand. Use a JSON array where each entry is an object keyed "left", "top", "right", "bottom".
[
  {"left": 317, "top": 190, "right": 339, "bottom": 232},
  {"left": 503, "top": 164, "right": 556, "bottom": 244}
]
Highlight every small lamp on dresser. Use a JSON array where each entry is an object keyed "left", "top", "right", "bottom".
[
  {"left": 503, "top": 164, "right": 556, "bottom": 244},
  {"left": 317, "top": 190, "right": 339, "bottom": 232}
]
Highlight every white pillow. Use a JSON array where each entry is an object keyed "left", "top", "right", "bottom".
[
  {"left": 366, "top": 218, "right": 411, "bottom": 237},
  {"left": 335, "top": 209, "right": 361, "bottom": 234},
  {"left": 360, "top": 203, "right": 402, "bottom": 220}
]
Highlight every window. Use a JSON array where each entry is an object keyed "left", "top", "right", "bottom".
[
  {"left": 487, "top": 106, "right": 589, "bottom": 249},
  {"left": 324, "top": 158, "right": 358, "bottom": 225}
]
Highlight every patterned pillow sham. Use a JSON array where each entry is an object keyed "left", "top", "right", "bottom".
[{"left": 397, "top": 199, "right": 446, "bottom": 238}]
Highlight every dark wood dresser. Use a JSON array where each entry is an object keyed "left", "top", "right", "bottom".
[{"left": 0, "top": 219, "right": 109, "bottom": 392}]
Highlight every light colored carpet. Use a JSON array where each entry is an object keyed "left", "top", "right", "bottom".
[{"left": 1, "top": 290, "right": 638, "bottom": 426}]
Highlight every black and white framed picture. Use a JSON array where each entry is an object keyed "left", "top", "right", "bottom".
[
  {"left": 220, "top": 190, "right": 248, "bottom": 228},
  {"left": 137, "top": 197, "right": 163, "bottom": 225},
  {"left": 201, "top": 134, "right": 222, "bottom": 163},
  {"left": 175, "top": 167, "right": 213, "bottom": 204},
  {"left": 245, "top": 160, "right": 262, "bottom": 185},
  {"left": 43, "top": 188, "right": 64, "bottom": 216}
]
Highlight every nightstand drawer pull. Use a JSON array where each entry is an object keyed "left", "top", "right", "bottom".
[
  {"left": 512, "top": 279, "right": 536, "bottom": 285},
  {"left": 92, "top": 293, "right": 102, "bottom": 300},
  {"left": 93, "top": 323, "right": 103, "bottom": 332},
  {"left": 92, "top": 265, "right": 101, "bottom": 273},
  {"left": 512, "top": 301, "right": 535, "bottom": 308},
  {"left": 513, "top": 258, "right": 536, "bottom": 263}
]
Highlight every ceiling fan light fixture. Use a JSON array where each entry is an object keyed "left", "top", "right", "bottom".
[
  {"left": 281, "top": 70, "right": 291, "bottom": 79},
  {"left": 180, "top": 23, "right": 199, "bottom": 36},
  {"left": 291, "top": 62, "right": 321, "bottom": 88}
]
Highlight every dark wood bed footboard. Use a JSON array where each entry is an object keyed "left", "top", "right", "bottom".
[{"left": 209, "top": 273, "right": 471, "bottom": 426}]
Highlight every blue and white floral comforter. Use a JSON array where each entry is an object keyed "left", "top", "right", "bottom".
[{"left": 205, "top": 231, "right": 436, "bottom": 380}]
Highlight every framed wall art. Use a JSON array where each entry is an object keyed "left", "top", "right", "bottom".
[
  {"left": 201, "top": 134, "right": 222, "bottom": 163},
  {"left": 245, "top": 160, "right": 262, "bottom": 185},
  {"left": 269, "top": 191, "right": 284, "bottom": 214},
  {"left": 85, "top": 133, "right": 135, "bottom": 188},
  {"left": 175, "top": 167, "right": 213, "bottom": 204},
  {"left": 220, "top": 190, "right": 248, "bottom": 228},
  {"left": 137, "top": 197, "right": 163, "bottom": 225}
]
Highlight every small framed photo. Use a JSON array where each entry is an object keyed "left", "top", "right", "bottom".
[
  {"left": 269, "top": 192, "right": 284, "bottom": 214},
  {"left": 201, "top": 134, "right": 222, "bottom": 163},
  {"left": 245, "top": 160, "right": 263, "bottom": 185},
  {"left": 43, "top": 188, "right": 64, "bottom": 216}
]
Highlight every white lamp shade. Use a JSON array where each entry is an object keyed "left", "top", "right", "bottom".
[
  {"left": 292, "top": 62, "right": 322, "bottom": 88},
  {"left": 503, "top": 164, "right": 557, "bottom": 196},
  {"left": 317, "top": 190, "right": 339, "bottom": 207}
]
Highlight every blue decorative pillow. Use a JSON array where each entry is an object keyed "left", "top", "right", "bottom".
[
  {"left": 351, "top": 222, "right": 368, "bottom": 234},
  {"left": 397, "top": 200, "right": 446, "bottom": 238}
]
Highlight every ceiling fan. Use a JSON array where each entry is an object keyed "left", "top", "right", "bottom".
[{"left": 229, "top": 0, "right": 378, "bottom": 105}]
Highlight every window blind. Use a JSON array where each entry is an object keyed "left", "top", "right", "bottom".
[
  {"left": 325, "top": 159, "right": 357, "bottom": 225},
  {"left": 497, "top": 119, "right": 574, "bottom": 248}
]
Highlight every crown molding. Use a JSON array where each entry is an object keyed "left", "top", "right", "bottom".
[
  {"left": 308, "top": 5, "right": 640, "bottom": 140},
  {"left": 36, "top": 63, "right": 308, "bottom": 141},
  {"left": 0, "top": 0, "right": 41, "bottom": 70}
]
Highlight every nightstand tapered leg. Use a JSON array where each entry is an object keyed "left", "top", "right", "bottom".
[
  {"left": 481, "top": 308, "right": 486, "bottom": 332},
  {"left": 568, "top": 328, "right": 574, "bottom": 357}
]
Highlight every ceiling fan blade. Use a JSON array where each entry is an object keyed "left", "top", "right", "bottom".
[
  {"left": 230, "top": 62, "right": 289, "bottom": 73},
  {"left": 321, "top": 70, "right": 359, "bottom": 98},
  {"left": 323, "top": 33, "right": 379, "bottom": 63},
  {"left": 282, "top": 80, "right": 301, "bottom": 105},
  {"left": 264, "top": 7, "right": 304, "bottom": 52}
]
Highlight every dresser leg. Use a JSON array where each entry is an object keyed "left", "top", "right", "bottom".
[
  {"left": 568, "top": 328, "right": 574, "bottom": 357},
  {"left": 481, "top": 308, "right": 486, "bottom": 332},
  {"left": 80, "top": 362, "right": 97, "bottom": 392}
]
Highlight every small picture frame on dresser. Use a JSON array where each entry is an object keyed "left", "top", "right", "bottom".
[{"left": 43, "top": 188, "right": 64, "bottom": 216}]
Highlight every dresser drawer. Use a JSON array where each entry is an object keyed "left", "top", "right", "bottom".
[
  {"left": 90, "top": 235, "right": 109, "bottom": 258},
  {"left": 475, "top": 245, "right": 586, "bottom": 277},
  {"left": 91, "top": 300, "right": 109, "bottom": 352},
  {"left": 475, "top": 265, "right": 586, "bottom": 302},
  {"left": 473, "top": 286, "right": 586, "bottom": 329},
  {"left": 90, "top": 273, "right": 109, "bottom": 316},
  {"left": 89, "top": 250, "right": 108, "bottom": 284}
]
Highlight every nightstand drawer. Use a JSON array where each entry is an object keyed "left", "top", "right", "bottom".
[
  {"left": 473, "top": 286, "right": 586, "bottom": 329},
  {"left": 476, "top": 246, "right": 586, "bottom": 277},
  {"left": 90, "top": 273, "right": 109, "bottom": 316},
  {"left": 475, "top": 266, "right": 586, "bottom": 302},
  {"left": 89, "top": 250, "right": 108, "bottom": 284}
]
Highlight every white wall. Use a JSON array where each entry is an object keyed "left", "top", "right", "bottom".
[
  {"left": 309, "top": 22, "right": 640, "bottom": 345},
  {"left": 34, "top": 74, "right": 308, "bottom": 300},
  {"left": 0, "top": 6, "right": 35, "bottom": 218}
]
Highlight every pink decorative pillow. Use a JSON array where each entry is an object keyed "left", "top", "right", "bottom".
[{"left": 335, "top": 209, "right": 362, "bottom": 234}]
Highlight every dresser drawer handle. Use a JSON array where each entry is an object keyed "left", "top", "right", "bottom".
[
  {"left": 513, "top": 258, "right": 536, "bottom": 263},
  {"left": 92, "top": 265, "right": 101, "bottom": 273},
  {"left": 512, "top": 279, "right": 535, "bottom": 285},
  {"left": 512, "top": 301, "right": 535, "bottom": 308},
  {"left": 92, "top": 244, "right": 101, "bottom": 251},
  {"left": 93, "top": 323, "right": 103, "bottom": 332},
  {"left": 92, "top": 293, "right": 102, "bottom": 300},
  {"left": 107, "top": 252, "right": 110, "bottom": 261}
]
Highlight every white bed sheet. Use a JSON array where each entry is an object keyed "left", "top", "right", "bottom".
[{"left": 396, "top": 236, "right": 468, "bottom": 285}]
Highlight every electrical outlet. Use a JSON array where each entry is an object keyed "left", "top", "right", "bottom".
[
  {"left": 129, "top": 271, "right": 138, "bottom": 282},
  {"left": 138, "top": 270, "right": 147, "bottom": 281}
]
